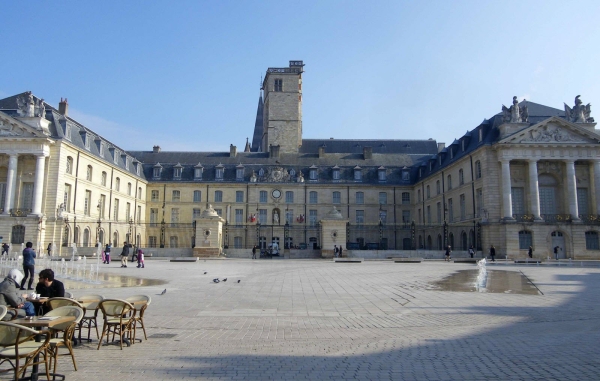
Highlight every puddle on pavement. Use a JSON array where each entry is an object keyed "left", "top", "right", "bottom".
[
  {"left": 59, "top": 273, "right": 167, "bottom": 290},
  {"left": 430, "top": 269, "right": 540, "bottom": 295}
]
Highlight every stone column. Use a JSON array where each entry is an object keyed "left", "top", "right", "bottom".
[
  {"left": 565, "top": 160, "right": 580, "bottom": 221},
  {"left": 500, "top": 160, "right": 514, "bottom": 220},
  {"left": 3, "top": 154, "right": 18, "bottom": 214},
  {"left": 594, "top": 161, "right": 600, "bottom": 215},
  {"left": 528, "top": 160, "right": 542, "bottom": 220},
  {"left": 31, "top": 154, "right": 47, "bottom": 216}
]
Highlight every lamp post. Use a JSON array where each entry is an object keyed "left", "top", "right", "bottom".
[
  {"left": 96, "top": 201, "right": 101, "bottom": 246},
  {"left": 256, "top": 221, "right": 261, "bottom": 249},
  {"left": 128, "top": 216, "right": 133, "bottom": 245}
]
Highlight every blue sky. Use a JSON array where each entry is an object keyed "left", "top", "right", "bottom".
[{"left": 1, "top": 1, "right": 599, "bottom": 152}]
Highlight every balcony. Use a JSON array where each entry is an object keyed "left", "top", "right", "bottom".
[
  {"left": 540, "top": 214, "right": 572, "bottom": 224},
  {"left": 579, "top": 215, "right": 600, "bottom": 225},
  {"left": 513, "top": 214, "right": 534, "bottom": 223}
]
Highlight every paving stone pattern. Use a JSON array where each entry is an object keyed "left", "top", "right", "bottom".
[{"left": 7, "top": 260, "right": 600, "bottom": 380}]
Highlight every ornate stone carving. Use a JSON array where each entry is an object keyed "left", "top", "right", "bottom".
[
  {"left": 297, "top": 171, "right": 304, "bottom": 183},
  {"left": 565, "top": 95, "right": 594, "bottom": 123},
  {"left": 521, "top": 126, "right": 580, "bottom": 143},
  {"left": 502, "top": 96, "right": 529, "bottom": 123},
  {"left": 35, "top": 98, "right": 46, "bottom": 118},
  {"left": 538, "top": 161, "right": 562, "bottom": 176},
  {"left": 16, "top": 92, "right": 35, "bottom": 117},
  {"left": 266, "top": 166, "right": 290, "bottom": 182},
  {"left": 0, "top": 118, "right": 24, "bottom": 136}
]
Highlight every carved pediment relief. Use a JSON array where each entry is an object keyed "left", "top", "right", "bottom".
[
  {"left": 0, "top": 113, "right": 45, "bottom": 138},
  {"left": 500, "top": 117, "right": 599, "bottom": 145}
]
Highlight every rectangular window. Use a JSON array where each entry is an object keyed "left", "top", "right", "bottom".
[
  {"left": 65, "top": 125, "right": 71, "bottom": 140},
  {"left": 125, "top": 157, "right": 129, "bottom": 170},
  {"left": 356, "top": 192, "right": 364, "bottom": 204},
  {"left": 193, "top": 190, "right": 202, "bottom": 203},
  {"left": 258, "top": 209, "right": 267, "bottom": 224},
  {"left": 214, "top": 209, "right": 222, "bottom": 216},
  {"left": 448, "top": 198, "right": 454, "bottom": 222},
  {"left": 427, "top": 205, "right": 431, "bottom": 224},
  {"left": 309, "top": 210, "right": 317, "bottom": 226},
  {"left": 356, "top": 210, "right": 364, "bottom": 225},
  {"left": 274, "top": 78, "right": 283, "bottom": 92},
  {"left": 171, "top": 208, "right": 179, "bottom": 227},
  {"left": 511, "top": 187, "right": 525, "bottom": 215},
  {"left": 114, "top": 149, "right": 119, "bottom": 164},
  {"left": 193, "top": 208, "right": 202, "bottom": 220},
  {"left": 148, "top": 236, "right": 157, "bottom": 248},
  {"left": 418, "top": 209, "right": 422, "bottom": 224},
  {"left": 379, "top": 192, "right": 387, "bottom": 205},
  {"left": 63, "top": 184, "right": 71, "bottom": 212},
  {"left": 150, "top": 208, "right": 158, "bottom": 226},
  {"left": 460, "top": 194, "right": 466, "bottom": 220},
  {"left": 402, "top": 192, "right": 410, "bottom": 204},
  {"left": 194, "top": 168, "right": 203, "bottom": 179},
  {"left": 172, "top": 190, "right": 180, "bottom": 202},
  {"left": 153, "top": 167, "right": 161, "bottom": 178},
  {"left": 235, "top": 209, "right": 243, "bottom": 225},
  {"left": 127, "top": 183, "right": 132, "bottom": 196},
  {"left": 126, "top": 202, "right": 131, "bottom": 222},
  {"left": 285, "top": 191, "right": 294, "bottom": 203},
  {"left": 214, "top": 191, "right": 223, "bottom": 202},
  {"left": 259, "top": 191, "right": 268, "bottom": 203},
  {"left": 100, "top": 194, "right": 106, "bottom": 219},
  {"left": 476, "top": 188, "right": 483, "bottom": 217},
  {"left": 21, "top": 183, "right": 33, "bottom": 210},
  {"left": 333, "top": 191, "right": 341, "bottom": 204},
  {"left": 84, "top": 190, "right": 91, "bottom": 216},
  {"left": 309, "top": 191, "right": 318, "bottom": 204},
  {"left": 285, "top": 209, "right": 294, "bottom": 225},
  {"left": 137, "top": 205, "right": 141, "bottom": 222},
  {"left": 151, "top": 190, "right": 159, "bottom": 202},
  {"left": 113, "top": 199, "right": 119, "bottom": 221},
  {"left": 236, "top": 191, "right": 244, "bottom": 203},
  {"left": 402, "top": 210, "right": 411, "bottom": 223},
  {"left": 402, "top": 171, "right": 410, "bottom": 181},
  {"left": 519, "top": 231, "right": 533, "bottom": 250},
  {"left": 379, "top": 210, "right": 387, "bottom": 224},
  {"left": 585, "top": 231, "right": 599, "bottom": 250},
  {"left": 101, "top": 172, "right": 107, "bottom": 186},
  {"left": 216, "top": 167, "right": 224, "bottom": 180},
  {"left": 115, "top": 178, "right": 120, "bottom": 192},
  {"left": 236, "top": 168, "right": 244, "bottom": 181},
  {"left": 234, "top": 237, "right": 243, "bottom": 249},
  {"left": 437, "top": 202, "right": 442, "bottom": 223},
  {"left": 333, "top": 170, "right": 340, "bottom": 180},
  {"left": 577, "top": 188, "right": 589, "bottom": 215}
]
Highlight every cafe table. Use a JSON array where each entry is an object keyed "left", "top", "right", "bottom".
[{"left": 12, "top": 315, "right": 76, "bottom": 381}]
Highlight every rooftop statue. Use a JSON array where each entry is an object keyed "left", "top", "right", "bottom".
[
  {"left": 16, "top": 91, "right": 35, "bottom": 117},
  {"left": 35, "top": 98, "right": 46, "bottom": 118},
  {"left": 502, "top": 96, "right": 529, "bottom": 123},
  {"left": 565, "top": 95, "right": 594, "bottom": 123}
]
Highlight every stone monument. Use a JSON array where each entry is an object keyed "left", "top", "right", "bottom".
[{"left": 193, "top": 204, "right": 225, "bottom": 258}]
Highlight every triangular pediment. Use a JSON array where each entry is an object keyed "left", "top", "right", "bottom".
[
  {"left": 0, "top": 111, "right": 47, "bottom": 138},
  {"left": 499, "top": 116, "right": 600, "bottom": 145}
]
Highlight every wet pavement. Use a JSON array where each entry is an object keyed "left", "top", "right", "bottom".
[{"left": 430, "top": 269, "right": 541, "bottom": 294}]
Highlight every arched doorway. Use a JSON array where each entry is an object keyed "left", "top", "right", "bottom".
[
  {"left": 449, "top": 233, "right": 455, "bottom": 250},
  {"left": 426, "top": 235, "right": 432, "bottom": 250},
  {"left": 461, "top": 231, "right": 468, "bottom": 250},
  {"left": 551, "top": 231, "right": 566, "bottom": 259},
  {"left": 437, "top": 234, "right": 442, "bottom": 250},
  {"left": 83, "top": 228, "right": 90, "bottom": 247}
]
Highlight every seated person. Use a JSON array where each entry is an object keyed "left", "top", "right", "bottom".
[
  {"left": 0, "top": 269, "right": 36, "bottom": 320},
  {"left": 36, "top": 269, "right": 65, "bottom": 315}
]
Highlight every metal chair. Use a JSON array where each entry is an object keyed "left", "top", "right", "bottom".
[
  {"left": 125, "top": 295, "right": 151, "bottom": 342},
  {"left": 0, "top": 306, "right": 7, "bottom": 321},
  {"left": 44, "top": 306, "right": 84, "bottom": 375},
  {"left": 76, "top": 294, "right": 104, "bottom": 342},
  {"left": 97, "top": 299, "right": 135, "bottom": 350},
  {"left": 0, "top": 321, "right": 51, "bottom": 381},
  {"left": 63, "top": 292, "right": 74, "bottom": 299}
]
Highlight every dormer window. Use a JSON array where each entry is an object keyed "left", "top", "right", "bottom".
[
  {"left": 114, "top": 149, "right": 120, "bottom": 164},
  {"left": 194, "top": 163, "right": 204, "bottom": 180},
  {"left": 332, "top": 166, "right": 340, "bottom": 180},
  {"left": 84, "top": 133, "right": 91, "bottom": 150},
  {"left": 461, "top": 140, "right": 465, "bottom": 151},
  {"left": 289, "top": 168, "right": 296, "bottom": 177},
  {"left": 309, "top": 165, "right": 318, "bottom": 181},
  {"left": 124, "top": 156, "right": 129, "bottom": 170},
  {"left": 402, "top": 168, "right": 410, "bottom": 181},
  {"left": 173, "top": 163, "right": 183, "bottom": 180},
  {"left": 215, "top": 164, "right": 224, "bottom": 181},
  {"left": 236, "top": 164, "right": 244, "bottom": 181},
  {"left": 450, "top": 148, "right": 454, "bottom": 159},
  {"left": 479, "top": 128, "right": 483, "bottom": 142},
  {"left": 134, "top": 162, "right": 140, "bottom": 176},
  {"left": 378, "top": 166, "right": 386, "bottom": 182},
  {"left": 438, "top": 156, "right": 442, "bottom": 165},
  {"left": 99, "top": 142, "right": 105, "bottom": 156},
  {"left": 258, "top": 168, "right": 265, "bottom": 177},
  {"left": 153, "top": 163, "right": 162, "bottom": 179},
  {"left": 65, "top": 125, "right": 71, "bottom": 140},
  {"left": 354, "top": 166, "right": 362, "bottom": 181}
]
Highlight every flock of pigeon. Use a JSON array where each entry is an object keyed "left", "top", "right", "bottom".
[{"left": 159, "top": 271, "right": 240, "bottom": 295}]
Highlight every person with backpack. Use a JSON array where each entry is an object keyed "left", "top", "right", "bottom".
[{"left": 120, "top": 242, "right": 130, "bottom": 268}]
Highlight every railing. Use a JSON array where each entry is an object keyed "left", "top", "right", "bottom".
[
  {"left": 266, "top": 67, "right": 302, "bottom": 74},
  {"left": 513, "top": 214, "right": 535, "bottom": 222},
  {"left": 540, "top": 214, "right": 572, "bottom": 223},
  {"left": 10, "top": 208, "right": 31, "bottom": 217},
  {"left": 579, "top": 214, "right": 600, "bottom": 225}
]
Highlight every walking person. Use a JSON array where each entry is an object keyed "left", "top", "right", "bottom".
[
  {"left": 136, "top": 248, "right": 145, "bottom": 268},
  {"left": 489, "top": 245, "right": 496, "bottom": 262},
  {"left": 554, "top": 246, "right": 560, "bottom": 260},
  {"left": 46, "top": 243, "right": 52, "bottom": 256},
  {"left": 528, "top": 246, "right": 533, "bottom": 259},
  {"left": 1, "top": 243, "right": 8, "bottom": 256},
  {"left": 445, "top": 245, "right": 452, "bottom": 262},
  {"left": 20, "top": 242, "right": 36, "bottom": 290},
  {"left": 468, "top": 245, "right": 475, "bottom": 259},
  {"left": 334, "top": 245, "right": 339, "bottom": 258},
  {"left": 252, "top": 245, "right": 257, "bottom": 259},
  {"left": 104, "top": 243, "right": 111, "bottom": 264},
  {"left": 339, "top": 246, "right": 343, "bottom": 258},
  {"left": 120, "top": 242, "right": 130, "bottom": 268}
]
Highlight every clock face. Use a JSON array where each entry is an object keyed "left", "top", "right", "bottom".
[{"left": 272, "top": 189, "right": 281, "bottom": 199}]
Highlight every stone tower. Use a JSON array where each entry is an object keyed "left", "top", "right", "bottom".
[{"left": 261, "top": 60, "right": 304, "bottom": 154}]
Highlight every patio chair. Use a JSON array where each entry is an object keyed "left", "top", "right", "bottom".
[
  {"left": 125, "top": 295, "right": 151, "bottom": 341},
  {"left": 0, "top": 321, "right": 51, "bottom": 381},
  {"left": 76, "top": 294, "right": 104, "bottom": 342},
  {"left": 97, "top": 299, "right": 135, "bottom": 350},
  {"left": 44, "top": 306, "right": 84, "bottom": 375},
  {"left": 63, "top": 292, "right": 74, "bottom": 299},
  {"left": 0, "top": 306, "right": 7, "bottom": 321}
]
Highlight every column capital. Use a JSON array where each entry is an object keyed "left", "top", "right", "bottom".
[{"left": 564, "top": 159, "right": 576, "bottom": 165}]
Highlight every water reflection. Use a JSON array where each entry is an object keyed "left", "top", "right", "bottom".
[
  {"left": 431, "top": 270, "right": 540, "bottom": 295},
  {"left": 60, "top": 273, "right": 167, "bottom": 290}
]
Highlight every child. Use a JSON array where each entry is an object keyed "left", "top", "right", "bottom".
[{"left": 136, "top": 248, "right": 145, "bottom": 268}]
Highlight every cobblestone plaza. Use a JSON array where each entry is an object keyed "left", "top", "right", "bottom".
[{"left": 4, "top": 259, "right": 597, "bottom": 381}]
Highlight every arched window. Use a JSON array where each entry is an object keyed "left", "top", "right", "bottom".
[
  {"left": 74, "top": 227, "right": 79, "bottom": 245},
  {"left": 170, "top": 236, "right": 178, "bottom": 248},
  {"left": 519, "top": 230, "right": 532, "bottom": 250},
  {"left": 426, "top": 186, "right": 430, "bottom": 199},
  {"left": 436, "top": 180, "right": 440, "bottom": 195},
  {"left": 99, "top": 230, "right": 104, "bottom": 245},
  {"left": 585, "top": 231, "right": 599, "bottom": 250},
  {"left": 449, "top": 233, "right": 454, "bottom": 250},
  {"left": 447, "top": 175, "right": 452, "bottom": 190},
  {"left": 83, "top": 228, "right": 90, "bottom": 247},
  {"left": 458, "top": 169, "right": 464, "bottom": 185},
  {"left": 437, "top": 234, "right": 442, "bottom": 250},
  {"left": 115, "top": 178, "right": 120, "bottom": 192},
  {"left": 427, "top": 235, "right": 432, "bottom": 250},
  {"left": 461, "top": 231, "right": 468, "bottom": 250},
  {"left": 86, "top": 165, "right": 93, "bottom": 181},
  {"left": 113, "top": 232, "right": 119, "bottom": 247},
  {"left": 309, "top": 191, "right": 318, "bottom": 204}
]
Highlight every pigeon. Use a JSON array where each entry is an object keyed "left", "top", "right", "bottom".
[
  {"left": 204, "top": 272, "right": 207, "bottom": 274},
  {"left": 161, "top": 289, "right": 167, "bottom": 295},
  {"left": 213, "top": 279, "right": 220, "bottom": 283},
  {"left": 237, "top": 280, "right": 241, "bottom": 283},
  {"left": 223, "top": 278, "right": 227, "bottom": 282}
]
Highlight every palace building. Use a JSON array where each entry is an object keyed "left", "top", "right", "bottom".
[{"left": 0, "top": 60, "right": 598, "bottom": 259}]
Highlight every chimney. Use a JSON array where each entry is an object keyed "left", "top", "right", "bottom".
[
  {"left": 437, "top": 143, "right": 446, "bottom": 152},
  {"left": 153, "top": 145, "right": 161, "bottom": 153},
  {"left": 58, "top": 98, "right": 69, "bottom": 116},
  {"left": 230, "top": 144, "right": 237, "bottom": 158},
  {"left": 318, "top": 145, "right": 326, "bottom": 158},
  {"left": 269, "top": 144, "right": 280, "bottom": 159},
  {"left": 363, "top": 146, "right": 372, "bottom": 160}
]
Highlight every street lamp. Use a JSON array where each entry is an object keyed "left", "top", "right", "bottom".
[
  {"left": 96, "top": 201, "right": 102, "bottom": 246},
  {"left": 128, "top": 216, "right": 133, "bottom": 245}
]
